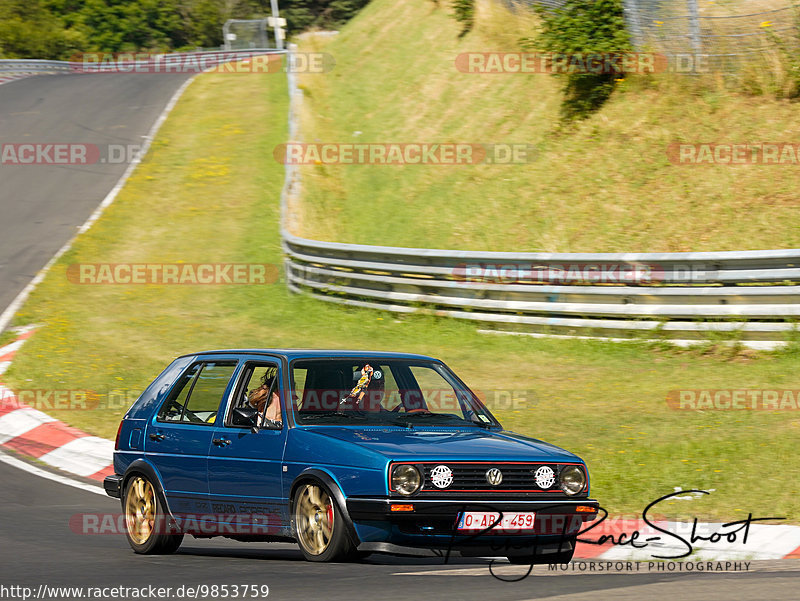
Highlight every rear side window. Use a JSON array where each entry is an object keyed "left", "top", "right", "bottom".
[{"left": 157, "top": 361, "right": 237, "bottom": 425}]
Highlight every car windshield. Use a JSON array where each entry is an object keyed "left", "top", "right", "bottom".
[{"left": 291, "top": 359, "right": 498, "bottom": 428}]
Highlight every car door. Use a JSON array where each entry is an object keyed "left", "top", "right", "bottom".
[
  {"left": 145, "top": 358, "right": 239, "bottom": 516},
  {"left": 207, "top": 359, "right": 289, "bottom": 535}
]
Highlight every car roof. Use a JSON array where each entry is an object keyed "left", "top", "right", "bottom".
[{"left": 179, "top": 349, "right": 439, "bottom": 362}]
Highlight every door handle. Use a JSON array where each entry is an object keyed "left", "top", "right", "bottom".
[
  {"left": 212, "top": 438, "right": 231, "bottom": 447},
  {"left": 149, "top": 432, "right": 165, "bottom": 441}
]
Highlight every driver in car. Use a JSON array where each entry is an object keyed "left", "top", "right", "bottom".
[{"left": 248, "top": 372, "right": 282, "bottom": 427}]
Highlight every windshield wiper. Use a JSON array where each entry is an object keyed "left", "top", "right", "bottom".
[
  {"left": 303, "top": 411, "right": 366, "bottom": 422},
  {"left": 397, "top": 412, "right": 465, "bottom": 425}
]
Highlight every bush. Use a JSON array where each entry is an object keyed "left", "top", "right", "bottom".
[
  {"left": 451, "top": 0, "right": 474, "bottom": 38},
  {"left": 525, "top": 0, "right": 631, "bottom": 120},
  {"left": 0, "top": 0, "right": 372, "bottom": 59}
]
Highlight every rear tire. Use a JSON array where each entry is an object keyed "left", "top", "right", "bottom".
[
  {"left": 293, "top": 481, "right": 355, "bottom": 562},
  {"left": 123, "top": 474, "right": 183, "bottom": 554}
]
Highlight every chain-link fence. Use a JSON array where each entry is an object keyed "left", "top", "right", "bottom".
[
  {"left": 623, "top": 0, "right": 800, "bottom": 72},
  {"left": 222, "top": 19, "right": 271, "bottom": 51},
  {"left": 508, "top": 0, "right": 800, "bottom": 74}
]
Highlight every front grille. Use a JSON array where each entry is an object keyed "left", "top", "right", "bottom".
[{"left": 413, "top": 462, "right": 571, "bottom": 493}]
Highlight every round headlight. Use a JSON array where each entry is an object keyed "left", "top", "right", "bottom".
[
  {"left": 560, "top": 465, "right": 586, "bottom": 496},
  {"left": 392, "top": 465, "right": 422, "bottom": 496}
]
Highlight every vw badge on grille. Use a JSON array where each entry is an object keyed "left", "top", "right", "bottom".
[
  {"left": 485, "top": 467, "right": 503, "bottom": 486},
  {"left": 430, "top": 465, "right": 453, "bottom": 489},
  {"left": 534, "top": 465, "right": 556, "bottom": 489}
]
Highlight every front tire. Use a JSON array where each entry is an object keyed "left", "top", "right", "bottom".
[
  {"left": 123, "top": 474, "right": 183, "bottom": 554},
  {"left": 293, "top": 481, "right": 355, "bottom": 562}
]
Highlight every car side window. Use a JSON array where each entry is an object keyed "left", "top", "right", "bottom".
[
  {"left": 226, "top": 362, "right": 282, "bottom": 428},
  {"left": 157, "top": 363, "right": 201, "bottom": 422},
  {"left": 157, "top": 361, "right": 237, "bottom": 425}
]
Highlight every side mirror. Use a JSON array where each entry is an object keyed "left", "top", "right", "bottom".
[{"left": 231, "top": 406, "right": 258, "bottom": 428}]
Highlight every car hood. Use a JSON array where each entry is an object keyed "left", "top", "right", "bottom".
[{"left": 302, "top": 427, "right": 580, "bottom": 463}]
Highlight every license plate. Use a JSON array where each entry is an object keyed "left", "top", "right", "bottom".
[{"left": 457, "top": 511, "right": 535, "bottom": 532}]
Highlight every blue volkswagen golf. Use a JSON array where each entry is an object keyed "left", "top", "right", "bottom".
[{"left": 105, "top": 350, "right": 599, "bottom": 563}]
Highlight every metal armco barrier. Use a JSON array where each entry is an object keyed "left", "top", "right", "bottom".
[
  {"left": 282, "top": 234, "right": 800, "bottom": 341},
  {"left": 0, "top": 50, "right": 282, "bottom": 76},
  {"left": 279, "top": 49, "right": 799, "bottom": 343}
]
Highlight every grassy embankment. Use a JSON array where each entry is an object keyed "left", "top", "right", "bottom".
[{"left": 294, "top": 0, "right": 800, "bottom": 252}]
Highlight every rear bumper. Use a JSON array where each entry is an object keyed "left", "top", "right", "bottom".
[{"left": 103, "top": 474, "right": 123, "bottom": 498}]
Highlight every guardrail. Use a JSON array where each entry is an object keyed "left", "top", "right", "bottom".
[
  {"left": 282, "top": 234, "right": 800, "bottom": 342},
  {"left": 279, "top": 48, "right": 799, "bottom": 344},
  {"left": 0, "top": 50, "right": 282, "bottom": 75},
  {"left": 0, "top": 60, "right": 76, "bottom": 73}
]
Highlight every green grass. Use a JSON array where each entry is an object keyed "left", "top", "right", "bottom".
[
  {"left": 0, "top": 329, "right": 19, "bottom": 348},
  {"left": 293, "top": 0, "right": 800, "bottom": 252},
  {"left": 3, "top": 56, "right": 799, "bottom": 524}
]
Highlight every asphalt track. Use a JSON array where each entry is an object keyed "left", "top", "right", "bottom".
[
  {"left": 0, "top": 72, "right": 192, "bottom": 312},
  {"left": 1, "top": 71, "right": 799, "bottom": 600},
  {"left": 1, "top": 457, "right": 799, "bottom": 600}
]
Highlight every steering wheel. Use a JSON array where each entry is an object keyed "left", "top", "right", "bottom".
[{"left": 182, "top": 409, "right": 206, "bottom": 424}]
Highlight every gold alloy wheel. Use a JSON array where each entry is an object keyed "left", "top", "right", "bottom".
[
  {"left": 295, "top": 483, "right": 334, "bottom": 555},
  {"left": 125, "top": 476, "right": 156, "bottom": 545}
]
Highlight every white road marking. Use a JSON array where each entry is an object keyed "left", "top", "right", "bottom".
[
  {"left": 38, "top": 436, "right": 114, "bottom": 477},
  {"left": 0, "top": 338, "right": 27, "bottom": 358},
  {"left": 0, "top": 407, "right": 56, "bottom": 443},
  {"left": 0, "top": 448, "right": 107, "bottom": 496}
]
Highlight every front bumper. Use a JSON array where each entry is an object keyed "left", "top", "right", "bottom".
[{"left": 347, "top": 497, "right": 599, "bottom": 552}]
